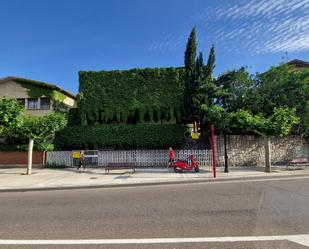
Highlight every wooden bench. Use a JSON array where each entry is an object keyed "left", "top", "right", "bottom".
[
  {"left": 287, "top": 158, "right": 309, "bottom": 170},
  {"left": 105, "top": 162, "right": 136, "bottom": 174}
]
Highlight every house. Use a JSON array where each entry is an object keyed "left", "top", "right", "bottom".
[
  {"left": 0, "top": 76, "right": 76, "bottom": 116},
  {"left": 287, "top": 59, "right": 309, "bottom": 71}
]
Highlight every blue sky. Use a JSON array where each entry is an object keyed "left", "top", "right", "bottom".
[{"left": 0, "top": 0, "right": 308, "bottom": 94}]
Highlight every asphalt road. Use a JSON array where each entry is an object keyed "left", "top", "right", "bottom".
[{"left": 0, "top": 178, "right": 308, "bottom": 248}]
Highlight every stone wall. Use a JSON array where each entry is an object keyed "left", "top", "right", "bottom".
[{"left": 215, "top": 135, "right": 309, "bottom": 167}]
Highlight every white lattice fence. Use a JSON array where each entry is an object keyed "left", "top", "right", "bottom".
[
  {"left": 46, "top": 151, "right": 72, "bottom": 166},
  {"left": 98, "top": 151, "right": 136, "bottom": 166},
  {"left": 47, "top": 150, "right": 212, "bottom": 167},
  {"left": 135, "top": 150, "right": 166, "bottom": 166}
]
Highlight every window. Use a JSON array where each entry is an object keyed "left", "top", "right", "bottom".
[
  {"left": 40, "top": 97, "right": 51, "bottom": 110},
  {"left": 27, "top": 98, "right": 39, "bottom": 110},
  {"left": 17, "top": 98, "right": 25, "bottom": 107}
]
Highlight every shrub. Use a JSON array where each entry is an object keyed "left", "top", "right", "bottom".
[
  {"left": 18, "top": 142, "right": 55, "bottom": 151},
  {"left": 0, "top": 141, "right": 54, "bottom": 151},
  {"left": 54, "top": 124, "right": 185, "bottom": 150}
]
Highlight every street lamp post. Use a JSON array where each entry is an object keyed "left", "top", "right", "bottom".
[{"left": 223, "top": 123, "right": 229, "bottom": 173}]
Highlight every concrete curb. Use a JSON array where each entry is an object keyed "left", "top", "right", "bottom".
[{"left": 1, "top": 173, "right": 309, "bottom": 193}]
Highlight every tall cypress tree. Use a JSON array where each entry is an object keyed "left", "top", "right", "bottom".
[
  {"left": 195, "top": 52, "right": 205, "bottom": 104},
  {"left": 204, "top": 45, "right": 215, "bottom": 80},
  {"left": 197, "top": 45, "right": 216, "bottom": 107},
  {"left": 196, "top": 52, "right": 204, "bottom": 79},
  {"left": 184, "top": 27, "right": 197, "bottom": 73},
  {"left": 184, "top": 27, "right": 197, "bottom": 122},
  {"left": 195, "top": 45, "right": 214, "bottom": 136}
]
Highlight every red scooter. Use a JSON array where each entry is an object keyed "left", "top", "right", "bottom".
[{"left": 171, "top": 154, "right": 199, "bottom": 173}]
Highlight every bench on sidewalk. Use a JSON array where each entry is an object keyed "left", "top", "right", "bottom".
[
  {"left": 105, "top": 162, "right": 136, "bottom": 174},
  {"left": 287, "top": 158, "right": 309, "bottom": 170}
]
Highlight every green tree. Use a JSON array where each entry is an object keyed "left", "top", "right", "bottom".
[
  {"left": 184, "top": 27, "right": 198, "bottom": 122},
  {"left": 201, "top": 105, "right": 226, "bottom": 127},
  {"left": 183, "top": 30, "right": 218, "bottom": 131},
  {"left": 198, "top": 45, "right": 217, "bottom": 107},
  {"left": 204, "top": 45, "right": 215, "bottom": 80},
  {"left": 215, "top": 67, "right": 256, "bottom": 112},
  {"left": 228, "top": 107, "right": 299, "bottom": 172},
  {"left": 15, "top": 113, "right": 67, "bottom": 175},
  {"left": 195, "top": 52, "right": 205, "bottom": 104},
  {"left": 0, "top": 98, "right": 24, "bottom": 134},
  {"left": 1, "top": 99, "right": 67, "bottom": 174},
  {"left": 196, "top": 52, "right": 204, "bottom": 76},
  {"left": 184, "top": 27, "right": 197, "bottom": 73},
  {"left": 196, "top": 45, "right": 221, "bottom": 137},
  {"left": 254, "top": 65, "right": 309, "bottom": 136}
]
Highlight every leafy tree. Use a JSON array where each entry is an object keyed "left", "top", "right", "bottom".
[
  {"left": 15, "top": 113, "right": 67, "bottom": 175},
  {"left": 254, "top": 65, "right": 309, "bottom": 136},
  {"left": 215, "top": 67, "right": 256, "bottom": 112},
  {"left": 201, "top": 105, "right": 226, "bottom": 127},
  {"left": 0, "top": 98, "right": 24, "bottom": 134},
  {"left": 303, "top": 101, "right": 309, "bottom": 136},
  {"left": 0, "top": 99, "right": 66, "bottom": 175},
  {"left": 228, "top": 107, "right": 299, "bottom": 172}
]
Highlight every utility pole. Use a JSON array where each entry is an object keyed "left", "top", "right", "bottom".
[
  {"left": 223, "top": 123, "right": 229, "bottom": 173},
  {"left": 211, "top": 124, "right": 216, "bottom": 178}
]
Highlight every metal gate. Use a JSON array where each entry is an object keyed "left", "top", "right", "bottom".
[{"left": 72, "top": 150, "right": 98, "bottom": 167}]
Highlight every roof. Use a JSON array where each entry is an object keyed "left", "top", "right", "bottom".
[
  {"left": 287, "top": 59, "right": 309, "bottom": 68},
  {"left": 0, "top": 76, "right": 76, "bottom": 99}
]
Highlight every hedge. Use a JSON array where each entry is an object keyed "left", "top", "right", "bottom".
[
  {"left": 78, "top": 67, "right": 185, "bottom": 125},
  {"left": 54, "top": 124, "right": 185, "bottom": 150},
  {"left": 0, "top": 142, "right": 54, "bottom": 151}
]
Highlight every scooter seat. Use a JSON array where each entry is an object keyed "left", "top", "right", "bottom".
[{"left": 177, "top": 160, "right": 188, "bottom": 164}]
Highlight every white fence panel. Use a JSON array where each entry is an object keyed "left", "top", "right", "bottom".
[
  {"left": 46, "top": 151, "right": 72, "bottom": 166},
  {"left": 47, "top": 150, "right": 212, "bottom": 167}
]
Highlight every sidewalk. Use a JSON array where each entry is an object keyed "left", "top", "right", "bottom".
[{"left": 0, "top": 166, "right": 308, "bottom": 192}]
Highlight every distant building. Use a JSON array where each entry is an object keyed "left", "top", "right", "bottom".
[
  {"left": 0, "top": 76, "right": 76, "bottom": 116},
  {"left": 287, "top": 59, "right": 309, "bottom": 71}
]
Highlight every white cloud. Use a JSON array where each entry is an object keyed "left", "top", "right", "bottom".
[
  {"left": 202, "top": 0, "right": 309, "bottom": 54},
  {"left": 148, "top": 0, "right": 309, "bottom": 54}
]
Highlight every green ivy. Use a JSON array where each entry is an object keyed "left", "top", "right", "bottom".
[
  {"left": 78, "top": 67, "right": 185, "bottom": 125},
  {"left": 17, "top": 81, "right": 66, "bottom": 102},
  {"left": 54, "top": 124, "right": 185, "bottom": 150}
]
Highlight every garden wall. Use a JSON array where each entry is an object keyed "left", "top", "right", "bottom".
[
  {"left": 2, "top": 135, "right": 306, "bottom": 167},
  {"left": 0, "top": 151, "right": 45, "bottom": 166},
  {"left": 46, "top": 150, "right": 212, "bottom": 167},
  {"left": 216, "top": 135, "right": 309, "bottom": 166}
]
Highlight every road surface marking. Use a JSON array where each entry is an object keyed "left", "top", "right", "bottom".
[
  {"left": 197, "top": 175, "right": 309, "bottom": 185},
  {"left": 0, "top": 234, "right": 308, "bottom": 246}
]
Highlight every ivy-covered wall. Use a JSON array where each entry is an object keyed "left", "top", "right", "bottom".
[
  {"left": 18, "top": 82, "right": 66, "bottom": 102},
  {"left": 78, "top": 67, "right": 185, "bottom": 125}
]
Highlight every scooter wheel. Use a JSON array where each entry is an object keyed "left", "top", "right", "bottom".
[
  {"left": 174, "top": 167, "right": 178, "bottom": 173},
  {"left": 194, "top": 167, "right": 199, "bottom": 173}
]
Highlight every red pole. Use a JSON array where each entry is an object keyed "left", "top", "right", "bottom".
[{"left": 211, "top": 124, "right": 217, "bottom": 178}]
